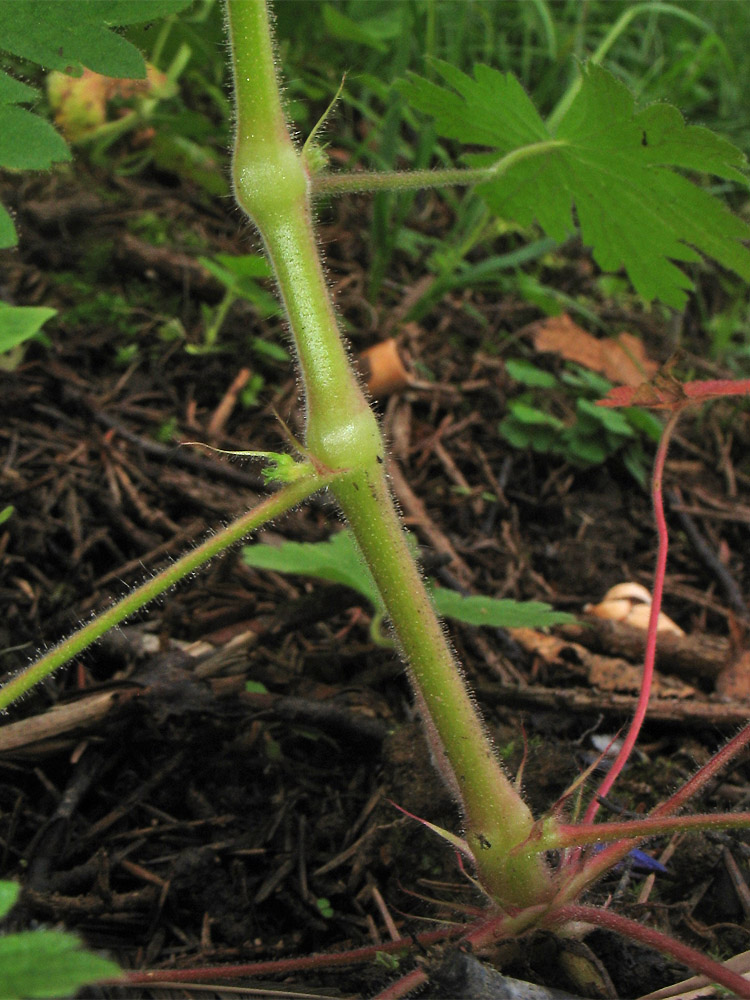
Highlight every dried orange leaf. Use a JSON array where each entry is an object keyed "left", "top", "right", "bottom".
[{"left": 529, "top": 314, "right": 657, "bottom": 387}]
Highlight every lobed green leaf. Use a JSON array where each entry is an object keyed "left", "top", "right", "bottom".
[
  {"left": 400, "top": 61, "right": 750, "bottom": 308},
  {"left": 431, "top": 589, "right": 574, "bottom": 628},
  {"left": 243, "top": 531, "right": 574, "bottom": 629}
]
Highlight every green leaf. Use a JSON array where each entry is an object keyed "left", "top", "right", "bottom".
[
  {"left": 0, "top": 929, "right": 120, "bottom": 999},
  {"left": 0, "top": 71, "right": 37, "bottom": 105},
  {"left": 505, "top": 359, "right": 558, "bottom": 389},
  {"left": 251, "top": 336, "right": 288, "bottom": 361},
  {"left": 0, "top": 1, "right": 193, "bottom": 248},
  {"left": 243, "top": 531, "right": 385, "bottom": 612},
  {"left": 213, "top": 253, "right": 272, "bottom": 279},
  {"left": 636, "top": 102, "right": 747, "bottom": 182},
  {"left": 0, "top": 204, "right": 17, "bottom": 249},
  {"left": 243, "top": 531, "right": 575, "bottom": 631},
  {"left": 199, "top": 255, "right": 279, "bottom": 313},
  {"left": 431, "top": 589, "right": 574, "bottom": 628},
  {"left": 0, "top": 881, "right": 20, "bottom": 920},
  {"left": 624, "top": 407, "right": 664, "bottom": 443},
  {"left": 0, "top": 305, "right": 57, "bottom": 354},
  {"left": 0, "top": 1, "right": 192, "bottom": 77},
  {"left": 400, "top": 61, "right": 750, "bottom": 308},
  {"left": 507, "top": 401, "right": 564, "bottom": 429},
  {"left": 576, "top": 398, "right": 634, "bottom": 437},
  {"left": 322, "top": 4, "right": 401, "bottom": 52},
  {"left": 0, "top": 105, "right": 69, "bottom": 171}
]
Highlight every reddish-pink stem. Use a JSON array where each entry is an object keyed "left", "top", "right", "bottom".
[
  {"left": 650, "top": 720, "right": 750, "bottom": 818},
  {"left": 583, "top": 410, "right": 681, "bottom": 825},
  {"left": 557, "top": 809, "right": 750, "bottom": 846},
  {"left": 120, "top": 926, "right": 465, "bottom": 986},
  {"left": 555, "top": 722, "right": 750, "bottom": 903},
  {"left": 372, "top": 966, "right": 429, "bottom": 1000},
  {"left": 554, "top": 904, "right": 750, "bottom": 998}
]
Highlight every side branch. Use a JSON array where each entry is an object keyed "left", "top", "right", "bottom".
[{"left": 0, "top": 475, "right": 329, "bottom": 712}]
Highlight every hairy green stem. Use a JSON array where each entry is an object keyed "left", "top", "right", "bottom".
[
  {"left": 226, "top": 0, "right": 553, "bottom": 906},
  {"left": 312, "top": 140, "right": 567, "bottom": 197},
  {"left": 0, "top": 475, "right": 325, "bottom": 712}
]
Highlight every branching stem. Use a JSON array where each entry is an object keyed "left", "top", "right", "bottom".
[{"left": 0, "top": 475, "right": 326, "bottom": 712}]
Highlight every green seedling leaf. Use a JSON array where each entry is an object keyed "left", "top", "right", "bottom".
[
  {"left": 505, "top": 359, "right": 558, "bottom": 389},
  {"left": 624, "top": 407, "right": 664, "bottom": 443},
  {"left": 0, "top": 881, "right": 20, "bottom": 920},
  {"left": 505, "top": 401, "right": 565, "bottom": 430},
  {"left": 400, "top": 61, "right": 750, "bottom": 308},
  {"left": 431, "top": 589, "right": 575, "bottom": 628},
  {"left": 322, "top": 4, "right": 401, "bottom": 52},
  {"left": 150, "top": 133, "right": 230, "bottom": 197},
  {"left": 0, "top": 304, "right": 57, "bottom": 354},
  {"left": 199, "top": 255, "right": 279, "bottom": 314},
  {"left": 0, "top": 929, "right": 121, "bottom": 999},
  {"left": 0, "top": 506, "right": 14, "bottom": 527},
  {"left": 251, "top": 337, "right": 289, "bottom": 362},
  {"left": 243, "top": 530, "right": 384, "bottom": 611},
  {"left": 563, "top": 437, "right": 608, "bottom": 465},
  {"left": 576, "top": 399, "right": 634, "bottom": 437},
  {"left": 243, "top": 531, "right": 574, "bottom": 629},
  {"left": 213, "top": 253, "right": 272, "bottom": 280}
]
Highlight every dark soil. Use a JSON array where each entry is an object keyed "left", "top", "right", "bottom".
[{"left": 3, "top": 160, "right": 750, "bottom": 999}]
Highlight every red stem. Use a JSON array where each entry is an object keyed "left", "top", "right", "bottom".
[
  {"left": 372, "top": 966, "right": 429, "bottom": 1000},
  {"left": 120, "top": 926, "right": 465, "bottom": 986},
  {"left": 556, "top": 809, "right": 750, "bottom": 846},
  {"left": 554, "top": 904, "right": 750, "bottom": 998},
  {"left": 650, "top": 721, "right": 750, "bottom": 819},
  {"left": 583, "top": 410, "right": 681, "bottom": 825}
]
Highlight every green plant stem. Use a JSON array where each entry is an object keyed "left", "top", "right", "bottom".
[
  {"left": 203, "top": 289, "right": 236, "bottom": 349},
  {"left": 312, "top": 140, "right": 566, "bottom": 197},
  {"left": 0, "top": 475, "right": 325, "bottom": 712},
  {"left": 226, "top": 0, "right": 553, "bottom": 907}
]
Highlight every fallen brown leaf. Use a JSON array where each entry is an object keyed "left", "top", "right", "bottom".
[{"left": 529, "top": 314, "right": 658, "bottom": 387}]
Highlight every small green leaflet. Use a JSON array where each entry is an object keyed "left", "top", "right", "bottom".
[
  {"left": 0, "top": 880, "right": 121, "bottom": 1000},
  {"left": 0, "top": 931, "right": 121, "bottom": 1000},
  {"left": 0, "top": 881, "right": 19, "bottom": 920},
  {"left": 399, "top": 61, "right": 750, "bottom": 309},
  {"left": 244, "top": 531, "right": 384, "bottom": 611},
  {"left": 242, "top": 530, "right": 574, "bottom": 629},
  {"left": 0, "top": 0, "right": 192, "bottom": 247},
  {"left": 0, "top": 304, "right": 57, "bottom": 354}
]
